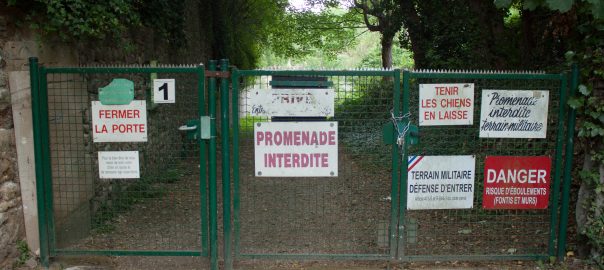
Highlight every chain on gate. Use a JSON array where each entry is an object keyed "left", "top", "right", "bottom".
[{"left": 390, "top": 109, "right": 411, "bottom": 161}]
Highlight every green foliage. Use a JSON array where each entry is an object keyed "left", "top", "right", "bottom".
[
  {"left": 400, "top": 0, "right": 509, "bottom": 69},
  {"left": 8, "top": 0, "right": 187, "bottom": 48},
  {"left": 209, "top": 0, "right": 289, "bottom": 69},
  {"left": 357, "top": 40, "right": 414, "bottom": 69},
  {"left": 91, "top": 163, "right": 188, "bottom": 233},
  {"left": 266, "top": 7, "right": 361, "bottom": 60},
  {"left": 496, "top": 0, "right": 603, "bottom": 18},
  {"left": 335, "top": 79, "right": 393, "bottom": 167},
  {"left": 564, "top": 1, "right": 604, "bottom": 264},
  {"left": 11, "top": 0, "right": 140, "bottom": 40},
  {"left": 138, "top": 0, "right": 186, "bottom": 47},
  {"left": 13, "top": 240, "right": 31, "bottom": 268}
]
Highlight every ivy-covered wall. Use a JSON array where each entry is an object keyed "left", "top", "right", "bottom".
[{"left": 0, "top": 0, "right": 214, "bottom": 267}]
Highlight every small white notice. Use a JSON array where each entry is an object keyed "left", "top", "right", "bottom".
[
  {"left": 92, "top": 100, "right": 148, "bottom": 142},
  {"left": 419, "top": 83, "right": 474, "bottom": 126},
  {"left": 407, "top": 155, "right": 475, "bottom": 210},
  {"left": 247, "top": 88, "right": 335, "bottom": 117},
  {"left": 255, "top": 121, "right": 338, "bottom": 177},
  {"left": 98, "top": 151, "right": 140, "bottom": 179},
  {"left": 153, "top": 79, "right": 176, "bottom": 104},
  {"left": 479, "top": 90, "right": 549, "bottom": 138}
]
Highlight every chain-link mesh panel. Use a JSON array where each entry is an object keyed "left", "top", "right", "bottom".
[
  {"left": 234, "top": 72, "right": 397, "bottom": 257},
  {"left": 45, "top": 69, "right": 206, "bottom": 252},
  {"left": 403, "top": 74, "right": 563, "bottom": 257}
]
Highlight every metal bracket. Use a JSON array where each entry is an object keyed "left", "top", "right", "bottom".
[
  {"left": 200, "top": 116, "right": 211, "bottom": 139},
  {"left": 205, "top": 71, "right": 230, "bottom": 78}
]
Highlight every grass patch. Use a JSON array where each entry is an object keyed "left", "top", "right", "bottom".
[{"left": 91, "top": 163, "right": 187, "bottom": 233}]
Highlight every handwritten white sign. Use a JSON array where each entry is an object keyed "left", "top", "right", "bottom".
[{"left": 479, "top": 90, "right": 549, "bottom": 138}]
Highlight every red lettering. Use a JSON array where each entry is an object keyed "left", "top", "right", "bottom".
[
  {"left": 421, "top": 99, "right": 436, "bottom": 108},
  {"left": 328, "top": 131, "right": 336, "bottom": 145}
]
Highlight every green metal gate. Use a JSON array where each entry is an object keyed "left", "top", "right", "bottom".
[
  {"left": 397, "top": 69, "right": 577, "bottom": 261},
  {"left": 29, "top": 58, "right": 218, "bottom": 267},
  {"left": 226, "top": 67, "right": 577, "bottom": 267},
  {"left": 228, "top": 69, "right": 402, "bottom": 266},
  {"left": 31, "top": 56, "right": 577, "bottom": 269}
]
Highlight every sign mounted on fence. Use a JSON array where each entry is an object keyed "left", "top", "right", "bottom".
[
  {"left": 483, "top": 156, "right": 551, "bottom": 209},
  {"left": 419, "top": 83, "right": 474, "bottom": 126},
  {"left": 407, "top": 155, "right": 475, "bottom": 210},
  {"left": 153, "top": 79, "right": 175, "bottom": 104},
  {"left": 247, "top": 88, "right": 335, "bottom": 117},
  {"left": 479, "top": 90, "right": 549, "bottom": 138},
  {"left": 254, "top": 121, "right": 338, "bottom": 177},
  {"left": 92, "top": 100, "right": 148, "bottom": 142},
  {"left": 98, "top": 151, "right": 140, "bottom": 179}
]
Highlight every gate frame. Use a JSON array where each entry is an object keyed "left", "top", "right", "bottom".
[
  {"left": 227, "top": 67, "right": 578, "bottom": 267},
  {"left": 228, "top": 69, "right": 403, "bottom": 266},
  {"left": 29, "top": 57, "right": 578, "bottom": 268},
  {"left": 29, "top": 58, "right": 214, "bottom": 267},
  {"left": 397, "top": 69, "right": 576, "bottom": 261}
]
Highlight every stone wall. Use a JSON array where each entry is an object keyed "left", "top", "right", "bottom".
[{"left": 0, "top": 1, "right": 212, "bottom": 267}]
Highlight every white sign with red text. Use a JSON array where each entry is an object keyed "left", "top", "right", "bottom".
[
  {"left": 247, "top": 88, "right": 335, "bottom": 117},
  {"left": 419, "top": 83, "right": 474, "bottom": 126},
  {"left": 254, "top": 121, "right": 338, "bottom": 177},
  {"left": 92, "top": 100, "right": 148, "bottom": 142}
]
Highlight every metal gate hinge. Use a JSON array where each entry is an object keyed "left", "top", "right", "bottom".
[{"left": 205, "top": 71, "right": 230, "bottom": 78}]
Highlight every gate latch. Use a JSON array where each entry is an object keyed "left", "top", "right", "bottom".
[
  {"left": 178, "top": 116, "right": 212, "bottom": 140},
  {"left": 382, "top": 122, "right": 420, "bottom": 145}
]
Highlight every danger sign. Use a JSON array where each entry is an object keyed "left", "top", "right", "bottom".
[
  {"left": 254, "top": 121, "right": 338, "bottom": 177},
  {"left": 407, "top": 155, "right": 475, "bottom": 210},
  {"left": 483, "top": 156, "right": 551, "bottom": 209},
  {"left": 419, "top": 83, "right": 474, "bottom": 126},
  {"left": 92, "top": 100, "right": 148, "bottom": 142}
]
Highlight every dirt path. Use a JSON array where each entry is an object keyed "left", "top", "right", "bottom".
[{"left": 43, "top": 139, "right": 596, "bottom": 270}]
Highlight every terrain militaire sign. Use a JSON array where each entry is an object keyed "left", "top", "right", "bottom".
[
  {"left": 483, "top": 156, "right": 551, "bottom": 209},
  {"left": 407, "top": 155, "right": 475, "bottom": 209},
  {"left": 254, "top": 121, "right": 338, "bottom": 177}
]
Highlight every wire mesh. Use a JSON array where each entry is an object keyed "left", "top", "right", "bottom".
[
  {"left": 44, "top": 69, "right": 205, "bottom": 252},
  {"left": 234, "top": 72, "right": 396, "bottom": 257},
  {"left": 403, "top": 75, "right": 563, "bottom": 257}
]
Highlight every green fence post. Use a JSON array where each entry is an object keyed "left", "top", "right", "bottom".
[
  {"left": 30, "top": 57, "right": 50, "bottom": 267},
  {"left": 389, "top": 69, "right": 401, "bottom": 260},
  {"left": 198, "top": 64, "right": 209, "bottom": 256},
  {"left": 220, "top": 59, "right": 233, "bottom": 270},
  {"left": 397, "top": 69, "right": 411, "bottom": 260},
  {"left": 231, "top": 68, "right": 241, "bottom": 261},
  {"left": 549, "top": 73, "right": 568, "bottom": 258},
  {"left": 558, "top": 64, "right": 579, "bottom": 259},
  {"left": 208, "top": 60, "right": 218, "bottom": 270}
]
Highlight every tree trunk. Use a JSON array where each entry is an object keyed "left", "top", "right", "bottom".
[
  {"left": 468, "top": 0, "right": 507, "bottom": 69},
  {"left": 381, "top": 36, "right": 393, "bottom": 69},
  {"left": 576, "top": 153, "right": 593, "bottom": 258},
  {"left": 399, "top": 0, "right": 427, "bottom": 68},
  {"left": 520, "top": 9, "right": 535, "bottom": 68}
]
